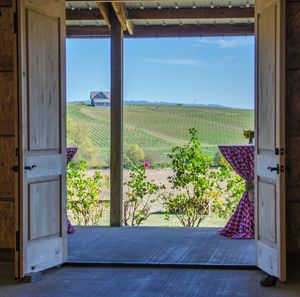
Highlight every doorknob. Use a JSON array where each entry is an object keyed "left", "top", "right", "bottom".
[
  {"left": 267, "top": 164, "right": 279, "bottom": 174},
  {"left": 25, "top": 165, "right": 37, "bottom": 171}
]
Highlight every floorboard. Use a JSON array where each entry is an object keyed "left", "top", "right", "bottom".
[
  {"left": 1, "top": 266, "right": 300, "bottom": 297},
  {"left": 68, "top": 227, "right": 255, "bottom": 266}
]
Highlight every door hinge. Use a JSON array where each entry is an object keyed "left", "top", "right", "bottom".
[
  {"left": 13, "top": 12, "right": 18, "bottom": 34},
  {"left": 15, "top": 148, "right": 19, "bottom": 157},
  {"left": 16, "top": 230, "right": 20, "bottom": 252},
  {"left": 275, "top": 148, "right": 285, "bottom": 156}
]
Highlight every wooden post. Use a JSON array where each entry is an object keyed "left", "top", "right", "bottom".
[{"left": 110, "top": 9, "right": 123, "bottom": 227}]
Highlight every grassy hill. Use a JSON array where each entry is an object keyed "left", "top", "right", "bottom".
[{"left": 67, "top": 103, "right": 254, "bottom": 166}]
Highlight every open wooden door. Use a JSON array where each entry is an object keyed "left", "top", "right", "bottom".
[
  {"left": 255, "top": 0, "right": 286, "bottom": 281},
  {"left": 16, "top": 0, "right": 66, "bottom": 278}
]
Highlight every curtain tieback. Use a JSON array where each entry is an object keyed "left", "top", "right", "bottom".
[{"left": 246, "top": 179, "right": 254, "bottom": 202}]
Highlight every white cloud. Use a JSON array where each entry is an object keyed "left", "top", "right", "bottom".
[
  {"left": 144, "top": 58, "right": 204, "bottom": 67},
  {"left": 195, "top": 37, "right": 253, "bottom": 49},
  {"left": 223, "top": 56, "right": 237, "bottom": 61}
]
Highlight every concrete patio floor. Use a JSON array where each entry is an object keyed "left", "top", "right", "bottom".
[{"left": 68, "top": 227, "right": 256, "bottom": 266}]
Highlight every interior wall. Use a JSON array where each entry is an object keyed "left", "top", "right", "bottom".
[
  {"left": 285, "top": 0, "right": 300, "bottom": 267},
  {"left": 0, "top": 0, "right": 16, "bottom": 262}
]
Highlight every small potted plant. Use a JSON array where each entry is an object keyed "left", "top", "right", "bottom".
[{"left": 243, "top": 130, "right": 254, "bottom": 144}]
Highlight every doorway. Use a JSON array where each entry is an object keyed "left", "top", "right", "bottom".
[
  {"left": 4, "top": 0, "right": 287, "bottom": 281},
  {"left": 66, "top": 35, "right": 255, "bottom": 267}
]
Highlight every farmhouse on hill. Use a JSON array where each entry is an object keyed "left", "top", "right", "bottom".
[{"left": 90, "top": 91, "right": 111, "bottom": 107}]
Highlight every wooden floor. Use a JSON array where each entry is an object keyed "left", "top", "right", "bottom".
[
  {"left": 1, "top": 264, "right": 300, "bottom": 297},
  {"left": 68, "top": 227, "right": 255, "bottom": 266}
]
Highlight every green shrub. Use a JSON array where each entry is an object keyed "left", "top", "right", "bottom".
[
  {"left": 124, "top": 143, "right": 145, "bottom": 168},
  {"left": 123, "top": 163, "right": 164, "bottom": 226},
  {"left": 212, "top": 158, "right": 245, "bottom": 218},
  {"left": 163, "top": 128, "right": 218, "bottom": 227},
  {"left": 67, "top": 160, "right": 109, "bottom": 225}
]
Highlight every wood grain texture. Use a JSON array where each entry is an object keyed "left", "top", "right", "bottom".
[
  {"left": 0, "top": 1, "right": 15, "bottom": 264},
  {"left": 0, "top": 1, "right": 12, "bottom": 7},
  {"left": 256, "top": 4, "right": 276, "bottom": 151},
  {"left": 110, "top": 11, "right": 124, "bottom": 227},
  {"left": 258, "top": 181, "right": 276, "bottom": 243},
  {"left": 255, "top": 0, "right": 286, "bottom": 281},
  {"left": 0, "top": 201, "right": 14, "bottom": 249},
  {"left": 3, "top": 266, "right": 300, "bottom": 297},
  {"left": 27, "top": 9, "right": 60, "bottom": 151},
  {"left": 0, "top": 6, "right": 13, "bottom": 71},
  {"left": 286, "top": 136, "right": 300, "bottom": 187},
  {"left": 286, "top": 70, "right": 300, "bottom": 135},
  {"left": 66, "top": 24, "right": 254, "bottom": 38},
  {"left": 18, "top": 0, "right": 67, "bottom": 277},
  {"left": 286, "top": 203, "right": 300, "bottom": 253},
  {"left": 286, "top": 1, "right": 300, "bottom": 259},
  {"left": 0, "top": 136, "right": 15, "bottom": 199},
  {"left": 286, "top": 3, "right": 300, "bottom": 70},
  {"left": 0, "top": 72, "right": 14, "bottom": 136},
  {"left": 68, "top": 227, "right": 255, "bottom": 266},
  {"left": 29, "top": 179, "right": 60, "bottom": 240}
]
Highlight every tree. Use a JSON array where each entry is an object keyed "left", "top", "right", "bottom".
[
  {"left": 124, "top": 143, "right": 145, "bottom": 168},
  {"left": 67, "top": 116, "right": 96, "bottom": 163}
]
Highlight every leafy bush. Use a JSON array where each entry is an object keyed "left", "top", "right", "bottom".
[
  {"left": 213, "top": 151, "right": 223, "bottom": 167},
  {"left": 163, "top": 128, "right": 218, "bottom": 227},
  {"left": 123, "top": 162, "right": 163, "bottom": 226},
  {"left": 212, "top": 158, "right": 245, "bottom": 218},
  {"left": 124, "top": 143, "right": 145, "bottom": 168},
  {"left": 67, "top": 160, "right": 109, "bottom": 225}
]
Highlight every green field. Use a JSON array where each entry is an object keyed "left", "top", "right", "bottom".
[{"left": 67, "top": 102, "right": 254, "bottom": 165}]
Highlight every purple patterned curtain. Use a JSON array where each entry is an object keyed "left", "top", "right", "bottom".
[
  {"left": 66, "top": 147, "right": 78, "bottom": 234},
  {"left": 218, "top": 145, "right": 254, "bottom": 239}
]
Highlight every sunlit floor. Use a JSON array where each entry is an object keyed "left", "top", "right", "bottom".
[{"left": 68, "top": 227, "right": 255, "bottom": 266}]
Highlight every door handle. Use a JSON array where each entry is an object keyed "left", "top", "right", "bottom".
[
  {"left": 267, "top": 164, "right": 279, "bottom": 174},
  {"left": 25, "top": 165, "right": 37, "bottom": 171}
]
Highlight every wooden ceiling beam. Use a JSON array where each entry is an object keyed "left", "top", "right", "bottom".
[
  {"left": 67, "top": 23, "right": 254, "bottom": 38},
  {"left": 66, "top": 7, "right": 254, "bottom": 21},
  {"left": 65, "top": 0, "right": 215, "bottom": 2},
  {"left": 97, "top": 2, "right": 111, "bottom": 29},
  {"left": 111, "top": 2, "right": 134, "bottom": 34},
  {"left": 128, "top": 7, "right": 254, "bottom": 19},
  {"left": 133, "top": 23, "right": 254, "bottom": 37},
  {"left": 66, "top": 9, "right": 103, "bottom": 20}
]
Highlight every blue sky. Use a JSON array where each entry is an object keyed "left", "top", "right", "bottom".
[{"left": 66, "top": 36, "right": 254, "bottom": 109}]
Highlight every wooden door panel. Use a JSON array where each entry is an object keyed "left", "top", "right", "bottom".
[
  {"left": 255, "top": 0, "right": 286, "bottom": 281},
  {"left": 25, "top": 155, "right": 63, "bottom": 178},
  {"left": 29, "top": 179, "right": 60, "bottom": 240},
  {"left": 257, "top": 5, "right": 276, "bottom": 151},
  {"left": 27, "top": 237, "right": 63, "bottom": 273},
  {"left": 27, "top": 9, "right": 60, "bottom": 151},
  {"left": 18, "top": 0, "right": 66, "bottom": 277},
  {"left": 257, "top": 241, "right": 278, "bottom": 277},
  {"left": 257, "top": 180, "right": 276, "bottom": 243}
]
